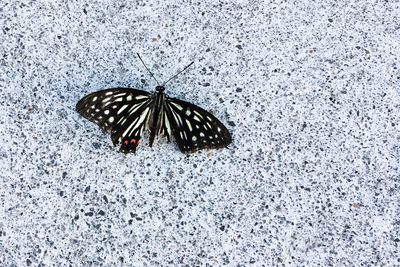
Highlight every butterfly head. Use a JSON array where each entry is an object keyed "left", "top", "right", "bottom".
[{"left": 155, "top": 85, "right": 165, "bottom": 92}]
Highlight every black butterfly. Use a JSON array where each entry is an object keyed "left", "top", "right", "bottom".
[{"left": 76, "top": 55, "right": 232, "bottom": 154}]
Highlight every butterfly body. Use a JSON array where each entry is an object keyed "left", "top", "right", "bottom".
[
  {"left": 148, "top": 86, "right": 167, "bottom": 147},
  {"left": 76, "top": 86, "right": 232, "bottom": 154}
]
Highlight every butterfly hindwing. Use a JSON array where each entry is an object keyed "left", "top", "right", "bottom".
[
  {"left": 111, "top": 99, "right": 153, "bottom": 153},
  {"left": 76, "top": 88, "right": 153, "bottom": 153},
  {"left": 165, "top": 97, "right": 232, "bottom": 153}
]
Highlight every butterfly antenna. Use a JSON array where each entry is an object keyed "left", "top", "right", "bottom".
[
  {"left": 162, "top": 61, "right": 194, "bottom": 86},
  {"left": 137, "top": 53, "right": 160, "bottom": 85}
]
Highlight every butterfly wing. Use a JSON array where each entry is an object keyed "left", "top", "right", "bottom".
[
  {"left": 76, "top": 88, "right": 154, "bottom": 153},
  {"left": 164, "top": 97, "right": 232, "bottom": 153}
]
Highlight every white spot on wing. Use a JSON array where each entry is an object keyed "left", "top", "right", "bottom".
[
  {"left": 104, "top": 110, "right": 110, "bottom": 115},
  {"left": 127, "top": 103, "right": 143, "bottom": 116},
  {"left": 102, "top": 97, "right": 112, "bottom": 103},
  {"left": 127, "top": 95, "right": 132, "bottom": 101},
  {"left": 117, "top": 104, "right": 128, "bottom": 115},
  {"left": 138, "top": 107, "right": 149, "bottom": 125},
  {"left": 109, "top": 117, "right": 114, "bottom": 123},
  {"left": 105, "top": 92, "right": 113, "bottom": 96},
  {"left": 92, "top": 96, "right": 98, "bottom": 102},
  {"left": 171, "top": 109, "right": 183, "bottom": 126},
  {"left": 171, "top": 102, "right": 184, "bottom": 111},
  {"left": 185, "top": 119, "right": 192, "bottom": 132},
  {"left": 114, "top": 93, "right": 127, "bottom": 97},
  {"left": 193, "top": 110, "right": 203, "bottom": 118}
]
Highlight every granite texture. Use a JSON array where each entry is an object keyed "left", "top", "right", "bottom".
[{"left": 1, "top": 0, "right": 399, "bottom": 266}]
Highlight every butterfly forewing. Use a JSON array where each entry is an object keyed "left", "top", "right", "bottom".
[
  {"left": 165, "top": 97, "right": 232, "bottom": 153},
  {"left": 76, "top": 88, "right": 153, "bottom": 153}
]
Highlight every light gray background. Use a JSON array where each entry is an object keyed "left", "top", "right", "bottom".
[{"left": 1, "top": 0, "right": 399, "bottom": 266}]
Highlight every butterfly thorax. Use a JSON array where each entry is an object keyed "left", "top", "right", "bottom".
[{"left": 148, "top": 87, "right": 166, "bottom": 146}]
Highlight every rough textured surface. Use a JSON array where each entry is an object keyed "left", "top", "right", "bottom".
[{"left": 1, "top": 1, "right": 399, "bottom": 266}]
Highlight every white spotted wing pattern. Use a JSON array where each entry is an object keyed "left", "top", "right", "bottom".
[
  {"left": 76, "top": 87, "right": 232, "bottom": 153},
  {"left": 76, "top": 88, "right": 152, "bottom": 153},
  {"left": 165, "top": 97, "right": 231, "bottom": 153}
]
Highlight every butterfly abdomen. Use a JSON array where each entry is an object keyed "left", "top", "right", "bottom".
[{"left": 148, "top": 91, "right": 166, "bottom": 147}]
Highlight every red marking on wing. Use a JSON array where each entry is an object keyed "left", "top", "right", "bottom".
[
  {"left": 123, "top": 140, "right": 129, "bottom": 145},
  {"left": 130, "top": 138, "right": 137, "bottom": 144}
]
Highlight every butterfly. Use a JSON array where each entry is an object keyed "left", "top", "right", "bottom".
[{"left": 75, "top": 54, "right": 232, "bottom": 154}]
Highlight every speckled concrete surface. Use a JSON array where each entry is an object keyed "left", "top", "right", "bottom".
[{"left": 1, "top": 1, "right": 399, "bottom": 266}]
